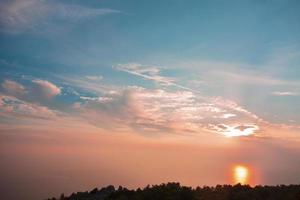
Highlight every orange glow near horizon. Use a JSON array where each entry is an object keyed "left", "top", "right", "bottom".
[{"left": 233, "top": 165, "right": 249, "bottom": 185}]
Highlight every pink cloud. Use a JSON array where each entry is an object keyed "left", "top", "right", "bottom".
[
  {"left": 0, "top": 94, "right": 57, "bottom": 120},
  {"left": 1, "top": 80, "right": 27, "bottom": 97},
  {"left": 32, "top": 79, "right": 61, "bottom": 98}
]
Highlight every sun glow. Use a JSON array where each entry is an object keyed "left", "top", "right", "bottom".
[{"left": 233, "top": 165, "right": 249, "bottom": 184}]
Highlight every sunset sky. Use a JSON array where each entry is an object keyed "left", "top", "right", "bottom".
[{"left": 1, "top": 0, "right": 300, "bottom": 199}]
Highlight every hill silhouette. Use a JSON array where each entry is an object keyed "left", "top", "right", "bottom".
[{"left": 48, "top": 182, "right": 300, "bottom": 200}]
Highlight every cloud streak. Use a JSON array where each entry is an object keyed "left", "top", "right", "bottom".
[
  {"left": 0, "top": 0, "right": 121, "bottom": 33},
  {"left": 116, "top": 63, "right": 198, "bottom": 93},
  {"left": 272, "top": 91, "right": 299, "bottom": 96}
]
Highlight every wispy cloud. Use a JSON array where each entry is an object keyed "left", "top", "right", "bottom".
[
  {"left": 56, "top": 75, "right": 114, "bottom": 95},
  {"left": 116, "top": 63, "right": 198, "bottom": 92},
  {"left": 208, "top": 70, "right": 300, "bottom": 86},
  {"left": 85, "top": 75, "right": 103, "bottom": 81},
  {"left": 0, "top": 0, "right": 121, "bottom": 33},
  {"left": 272, "top": 91, "right": 299, "bottom": 96},
  {"left": 116, "top": 63, "right": 175, "bottom": 86},
  {"left": 1, "top": 79, "right": 28, "bottom": 98},
  {"left": 172, "top": 58, "right": 300, "bottom": 88}
]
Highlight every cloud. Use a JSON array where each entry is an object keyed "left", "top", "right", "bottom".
[
  {"left": 1, "top": 76, "right": 297, "bottom": 139},
  {"left": 214, "top": 113, "right": 236, "bottom": 119},
  {"left": 1, "top": 78, "right": 61, "bottom": 105},
  {"left": 57, "top": 75, "right": 113, "bottom": 95},
  {"left": 0, "top": 79, "right": 62, "bottom": 122},
  {"left": 1, "top": 80, "right": 27, "bottom": 97},
  {"left": 209, "top": 70, "right": 300, "bottom": 86},
  {"left": 0, "top": 0, "right": 121, "bottom": 33},
  {"left": 116, "top": 63, "right": 197, "bottom": 92},
  {"left": 116, "top": 63, "right": 174, "bottom": 86},
  {"left": 85, "top": 75, "right": 103, "bottom": 81},
  {"left": 130, "top": 89, "right": 262, "bottom": 136},
  {"left": 112, "top": 63, "right": 285, "bottom": 136},
  {"left": 170, "top": 59, "right": 300, "bottom": 89},
  {"left": 56, "top": 5, "right": 120, "bottom": 19},
  {"left": 272, "top": 91, "right": 299, "bottom": 96},
  {"left": 71, "top": 88, "right": 137, "bottom": 130},
  {"left": 31, "top": 79, "right": 61, "bottom": 98},
  {"left": 211, "top": 97, "right": 261, "bottom": 121},
  {"left": 72, "top": 87, "right": 262, "bottom": 137},
  {"left": 0, "top": 94, "right": 57, "bottom": 120},
  {"left": 2, "top": 66, "right": 298, "bottom": 139},
  {"left": 208, "top": 124, "right": 259, "bottom": 137},
  {"left": 57, "top": 61, "right": 298, "bottom": 138}
]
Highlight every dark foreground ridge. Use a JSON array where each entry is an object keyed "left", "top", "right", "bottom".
[{"left": 48, "top": 182, "right": 300, "bottom": 200}]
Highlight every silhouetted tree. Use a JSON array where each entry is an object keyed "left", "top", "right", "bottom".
[{"left": 48, "top": 182, "right": 300, "bottom": 200}]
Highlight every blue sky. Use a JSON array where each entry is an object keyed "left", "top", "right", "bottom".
[{"left": 1, "top": 1, "right": 300, "bottom": 199}]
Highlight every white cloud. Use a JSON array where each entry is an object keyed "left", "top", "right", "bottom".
[
  {"left": 85, "top": 75, "right": 103, "bottom": 81},
  {"left": 213, "top": 113, "right": 236, "bottom": 119},
  {"left": 272, "top": 91, "right": 299, "bottom": 96},
  {"left": 116, "top": 63, "right": 197, "bottom": 92},
  {"left": 116, "top": 63, "right": 174, "bottom": 86},
  {"left": 211, "top": 97, "right": 261, "bottom": 121},
  {"left": 209, "top": 124, "right": 259, "bottom": 137}
]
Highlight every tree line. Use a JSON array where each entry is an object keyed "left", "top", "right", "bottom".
[{"left": 48, "top": 182, "right": 300, "bottom": 200}]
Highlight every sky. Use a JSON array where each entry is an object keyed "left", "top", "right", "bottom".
[{"left": 0, "top": 0, "right": 300, "bottom": 199}]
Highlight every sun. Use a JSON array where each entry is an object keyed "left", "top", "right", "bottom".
[{"left": 233, "top": 165, "right": 249, "bottom": 184}]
